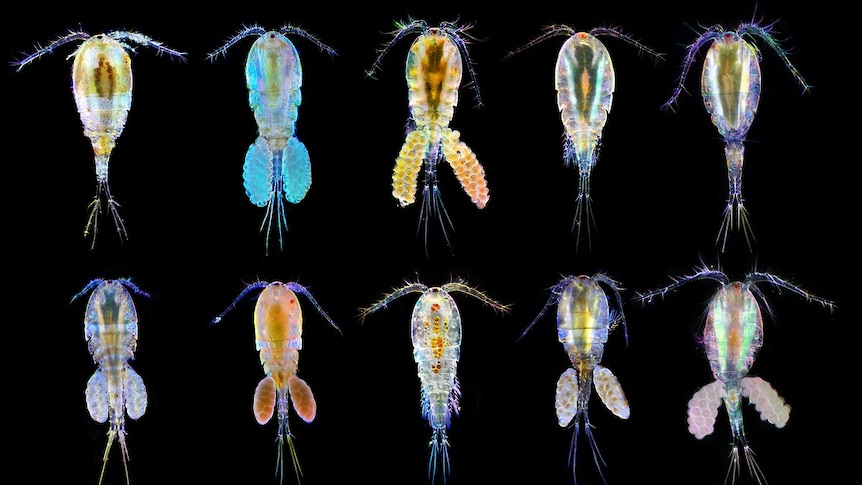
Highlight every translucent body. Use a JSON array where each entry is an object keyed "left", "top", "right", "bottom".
[
  {"left": 72, "top": 278, "right": 151, "bottom": 485},
  {"left": 520, "top": 274, "right": 630, "bottom": 485},
  {"left": 208, "top": 26, "right": 336, "bottom": 254},
  {"left": 13, "top": 30, "right": 186, "bottom": 247},
  {"left": 360, "top": 280, "right": 508, "bottom": 484},
  {"left": 211, "top": 280, "right": 341, "bottom": 484},
  {"left": 636, "top": 267, "right": 834, "bottom": 485},
  {"left": 505, "top": 26, "right": 662, "bottom": 252},
  {"left": 663, "top": 21, "right": 810, "bottom": 252},
  {"left": 367, "top": 20, "right": 490, "bottom": 252}
]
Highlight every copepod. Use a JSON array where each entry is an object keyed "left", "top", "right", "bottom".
[
  {"left": 71, "top": 278, "right": 151, "bottom": 485},
  {"left": 662, "top": 20, "right": 810, "bottom": 253},
  {"left": 366, "top": 19, "right": 491, "bottom": 253},
  {"left": 636, "top": 267, "right": 834, "bottom": 485},
  {"left": 505, "top": 26, "right": 663, "bottom": 253},
  {"left": 12, "top": 30, "right": 186, "bottom": 248},
  {"left": 519, "top": 274, "right": 630, "bottom": 484},
  {"left": 211, "top": 280, "right": 342, "bottom": 484},
  {"left": 207, "top": 25, "right": 337, "bottom": 255},
  {"left": 359, "top": 279, "right": 509, "bottom": 484}
]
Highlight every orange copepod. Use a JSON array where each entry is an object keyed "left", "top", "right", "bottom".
[{"left": 211, "top": 280, "right": 341, "bottom": 484}]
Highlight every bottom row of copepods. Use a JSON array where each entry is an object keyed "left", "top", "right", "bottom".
[{"left": 74, "top": 271, "right": 834, "bottom": 485}]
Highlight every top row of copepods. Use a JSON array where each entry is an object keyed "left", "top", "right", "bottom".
[{"left": 11, "top": 18, "right": 811, "bottom": 256}]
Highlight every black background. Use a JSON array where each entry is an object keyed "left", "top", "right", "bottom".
[{"left": 3, "top": 1, "right": 849, "bottom": 484}]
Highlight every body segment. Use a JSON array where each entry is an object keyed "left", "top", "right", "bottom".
[
  {"left": 636, "top": 267, "right": 834, "bottom": 485},
  {"left": 663, "top": 21, "right": 810, "bottom": 252},
  {"left": 13, "top": 30, "right": 186, "bottom": 247},
  {"left": 208, "top": 26, "right": 336, "bottom": 254},
  {"left": 211, "top": 280, "right": 341, "bottom": 484},
  {"left": 505, "top": 26, "right": 662, "bottom": 252},
  {"left": 519, "top": 274, "right": 630, "bottom": 484},
  {"left": 72, "top": 278, "right": 151, "bottom": 485},
  {"left": 360, "top": 280, "right": 508, "bottom": 484},
  {"left": 368, "top": 20, "right": 490, "bottom": 252}
]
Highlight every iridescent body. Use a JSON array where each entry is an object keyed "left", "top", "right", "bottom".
[
  {"left": 367, "top": 20, "right": 490, "bottom": 251},
  {"left": 519, "top": 274, "right": 630, "bottom": 484},
  {"left": 208, "top": 25, "right": 336, "bottom": 254},
  {"left": 636, "top": 268, "right": 834, "bottom": 485},
  {"left": 359, "top": 280, "right": 508, "bottom": 484},
  {"left": 12, "top": 30, "right": 186, "bottom": 247},
  {"left": 71, "top": 278, "right": 151, "bottom": 485},
  {"left": 211, "top": 281, "right": 341, "bottom": 484},
  {"left": 662, "top": 21, "right": 810, "bottom": 252},
  {"left": 506, "top": 26, "right": 662, "bottom": 252}
]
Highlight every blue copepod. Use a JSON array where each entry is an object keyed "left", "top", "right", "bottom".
[
  {"left": 366, "top": 19, "right": 491, "bottom": 252},
  {"left": 71, "top": 278, "right": 151, "bottom": 485},
  {"left": 636, "top": 267, "right": 834, "bottom": 485},
  {"left": 12, "top": 30, "right": 186, "bottom": 248},
  {"left": 662, "top": 20, "right": 810, "bottom": 253},
  {"left": 207, "top": 25, "right": 337, "bottom": 255},
  {"left": 505, "top": 26, "right": 663, "bottom": 253},
  {"left": 359, "top": 279, "right": 509, "bottom": 484},
  {"left": 211, "top": 280, "right": 342, "bottom": 484},
  {"left": 519, "top": 274, "right": 630, "bottom": 484}
]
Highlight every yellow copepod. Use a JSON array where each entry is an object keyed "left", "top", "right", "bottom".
[
  {"left": 211, "top": 280, "right": 342, "bottom": 484},
  {"left": 367, "top": 19, "right": 491, "bottom": 252},
  {"left": 13, "top": 30, "right": 186, "bottom": 248},
  {"left": 72, "top": 278, "right": 151, "bottom": 485}
]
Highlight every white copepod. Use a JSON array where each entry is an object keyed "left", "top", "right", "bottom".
[
  {"left": 71, "top": 278, "right": 151, "bottom": 485},
  {"left": 211, "top": 280, "right": 342, "bottom": 484},
  {"left": 505, "top": 26, "right": 663, "bottom": 253},
  {"left": 518, "top": 274, "right": 630, "bottom": 485},
  {"left": 635, "top": 267, "right": 834, "bottom": 485},
  {"left": 359, "top": 279, "right": 509, "bottom": 484},
  {"left": 207, "top": 25, "right": 337, "bottom": 255},
  {"left": 366, "top": 19, "right": 491, "bottom": 253},
  {"left": 12, "top": 30, "right": 186, "bottom": 248},
  {"left": 662, "top": 20, "right": 810, "bottom": 253}
]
